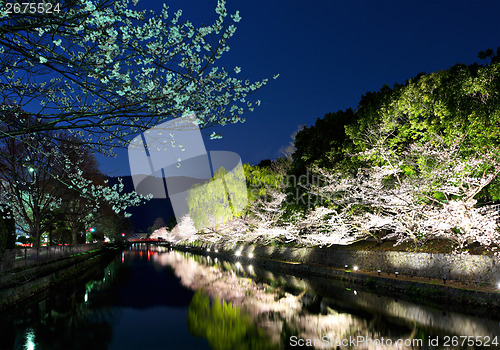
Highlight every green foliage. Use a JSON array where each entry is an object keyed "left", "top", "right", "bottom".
[
  {"left": 345, "top": 83, "right": 401, "bottom": 152},
  {"left": 243, "top": 163, "right": 284, "bottom": 202},
  {"left": 187, "top": 291, "right": 274, "bottom": 350},
  {"left": 187, "top": 164, "right": 247, "bottom": 229},
  {"left": 292, "top": 108, "right": 359, "bottom": 175},
  {"left": 291, "top": 50, "right": 500, "bottom": 203}
]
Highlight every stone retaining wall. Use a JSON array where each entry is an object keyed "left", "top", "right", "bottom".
[
  {"left": 0, "top": 247, "right": 118, "bottom": 310},
  {"left": 194, "top": 243, "right": 500, "bottom": 284}
]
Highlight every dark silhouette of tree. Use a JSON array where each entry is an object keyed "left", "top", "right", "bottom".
[
  {"left": 0, "top": 111, "right": 146, "bottom": 246},
  {"left": 151, "top": 217, "right": 166, "bottom": 233}
]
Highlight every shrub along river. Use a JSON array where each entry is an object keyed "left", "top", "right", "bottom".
[{"left": 0, "top": 243, "right": 499, "bottom": 349}]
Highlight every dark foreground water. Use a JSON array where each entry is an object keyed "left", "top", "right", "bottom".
[{"left": 0, "top": 244, "right": 499, "bottom": 350}]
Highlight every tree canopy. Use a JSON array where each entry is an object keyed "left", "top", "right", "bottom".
[{"left": 0, "top": 0, "right": 275, "bottom": 156}]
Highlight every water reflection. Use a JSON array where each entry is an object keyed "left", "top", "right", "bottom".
[
  {"left": 0, "top": 245, "right": 209, "bottom": 350},
  {"left": 155, "top": 248, "right": 500, "bottom": 349},
  {"left": 0, "top": 253, "right": 118, "bottom": 350},
  {"left": 1, "top": 244, "right": 499, "bottom": 350}
]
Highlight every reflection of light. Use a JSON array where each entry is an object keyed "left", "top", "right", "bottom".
[
  {"left": 353, "top": 266, "right": 358, "bottom": 271},
  {"left": 214, "top": 257, "right": 218, "bottom": 263},
  {"left": 235, "top": 262, "right": 242, "bottom": 270},
  {"left": 354, "top": 290, "right": 357, "bottom": 295},
  {"left": 207, "top": 248, "right": 211, "bottom": 252},
  {"left": 248, "top": 265, "right": 253, "bottom": 273},
  {"left": 497, "top": 282, "right": 500, "bottom": 289},
  {"left": 122, "top": 252, "right": 125, "bottom": 263},
  {"left": 214, "top": 249, "right": 219, "bottom": 253},
  {"left": 84, "top": 292, "right": 88, "bottom": 302},
  {"left": 248, "top": 253, "right": 254, "bottom": 259},
  {"left": 25, "top": 328, "right": 35, "bottom": 350}
]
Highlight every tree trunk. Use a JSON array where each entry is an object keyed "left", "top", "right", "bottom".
[
  {"left": 32, "top": 228, "right": 41, "bottom": 248},
  {"left": 71, "top": 226, "right": 77, "bottom": 245},
  {"left": 48, "top": 227, "right": 53, "bottom": 246}
]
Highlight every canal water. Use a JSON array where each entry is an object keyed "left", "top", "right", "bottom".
[{"left": 0, "top": 244, "right": 499, "bottom": 350}]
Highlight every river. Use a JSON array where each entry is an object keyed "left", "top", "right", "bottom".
[{"left": 0, "top": 243, "right": 499, "bottom": 349}]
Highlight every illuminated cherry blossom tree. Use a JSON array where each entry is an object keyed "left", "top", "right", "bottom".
[
  {"left": 0, "top": 120, "right": 148, "bottom": 247},
  {"left": 0, "top": 0, "right": 275, "bottom": 156},
  {"left": 304, "top": 128, "right": 500, "bottom": 252}
]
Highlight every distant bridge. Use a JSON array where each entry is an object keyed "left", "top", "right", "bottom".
[{"left": 127, "top": 238, "right": 170, "bottom": 244}]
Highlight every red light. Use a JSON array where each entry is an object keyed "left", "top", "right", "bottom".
[{"left": 121, "top": 233, "right": 125, "bottom": 237}]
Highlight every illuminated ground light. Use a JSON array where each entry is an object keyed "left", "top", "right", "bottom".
[
  {"left": 353, "top": 266, "right": 359, "bottom": 271},
  {"left": 25, "top": 328, "right": 35, "bottom": 350}
]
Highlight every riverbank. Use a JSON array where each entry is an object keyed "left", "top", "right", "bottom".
[
  {"left": 0, "top": 244, "right": 121, "bottom": 310},
  {"left": 173, "top": 242, "right": 500, "bottom": 308}
]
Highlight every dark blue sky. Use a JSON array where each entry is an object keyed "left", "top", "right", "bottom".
[{"left": 97, "top": 0, "right": 500, "bottom": 176}]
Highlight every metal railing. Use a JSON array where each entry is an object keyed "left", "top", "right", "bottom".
[{"left": 0, "top": 243, "right": 100, "bottom": 272}]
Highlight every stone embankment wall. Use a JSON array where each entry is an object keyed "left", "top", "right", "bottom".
[
  {"left": 192, "top": 243, "right": 500, "bottom": 284},
  {"left": 0, "top": 246, "right": 119, "bottom": 310}
]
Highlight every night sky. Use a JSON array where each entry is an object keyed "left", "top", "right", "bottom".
[{"left": 96, "top": 0, "right": 500, "bottom": 176}]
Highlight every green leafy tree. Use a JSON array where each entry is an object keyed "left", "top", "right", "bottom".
[
  {"left": 187, "top": 164, "right": 247, "bottom": 230},
  {"left": 292, "top": 108, "right": 358, "bottom": 175},
  {"left": 187, "top": 291, "right": 275, "bottom": 350}
]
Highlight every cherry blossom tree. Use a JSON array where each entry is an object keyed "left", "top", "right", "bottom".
[
  {"left": 0, "top": 0, "right": 276, "bottom": 156},
  {"left": 303, "top": 127, "right": 500, "bottom": 252},
  {"left": 0, "top": 119, "right": 148, "bottom": 247},
  {"left": 1, "top": 0, "right": 272, "bottom": 246}
]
